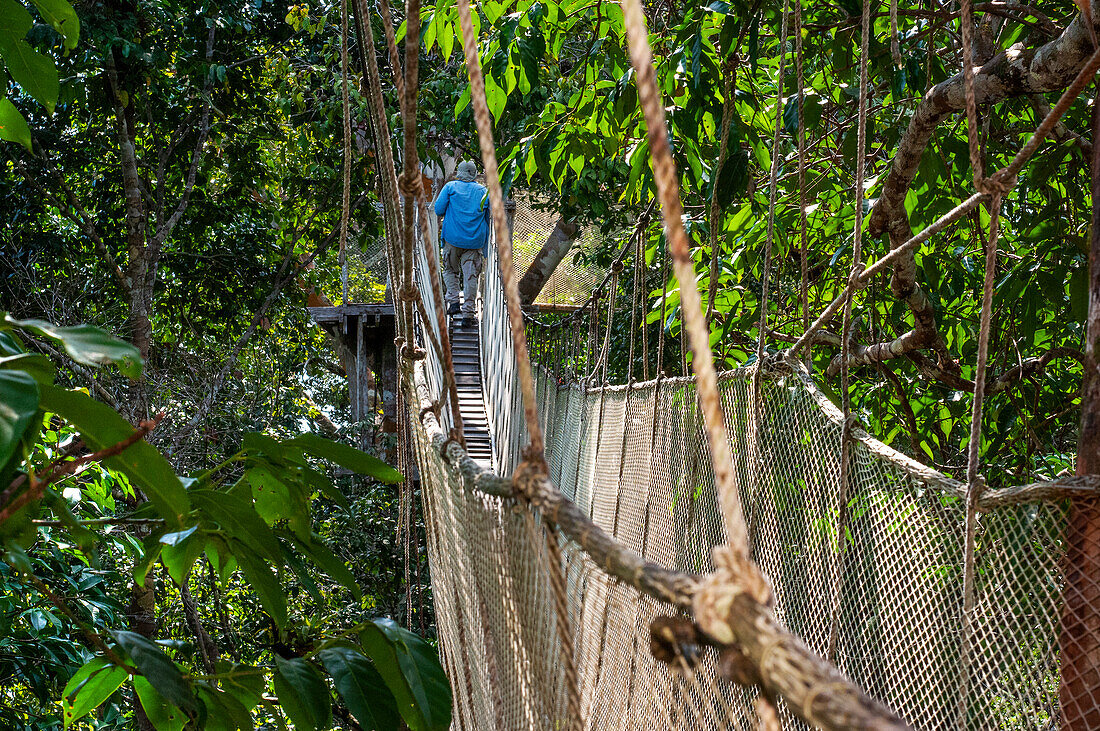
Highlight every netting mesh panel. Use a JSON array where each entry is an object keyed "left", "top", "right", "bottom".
[
  {"left": 510, "top": 193, "right": 611, "bottom": 306},
  {"left": 410, "top": 208, "right": 1068, "bottom": 730},
  {"left": 414, "top": 343, "right": 1069, "bottom": 728}
]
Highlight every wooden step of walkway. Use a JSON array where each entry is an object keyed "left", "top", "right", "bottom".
[{"left": 449, "top": 316, "right": 492, "bottom": 469}]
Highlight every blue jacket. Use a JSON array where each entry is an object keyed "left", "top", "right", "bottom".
[{"left": 433, "top": 180, "right": 491, "bottom": 250}]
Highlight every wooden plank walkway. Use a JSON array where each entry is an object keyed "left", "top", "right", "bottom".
[{"left": 449, "top": 317, "right": 492, "bottom": 467}]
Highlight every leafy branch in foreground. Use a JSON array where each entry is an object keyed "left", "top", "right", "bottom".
[{"left": 0, "top": 314, "right": 450, "bottom": 730}]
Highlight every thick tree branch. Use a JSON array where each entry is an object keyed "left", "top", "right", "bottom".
[{"left": 870, "top": 11, "right": 1098, "bottom": 241}]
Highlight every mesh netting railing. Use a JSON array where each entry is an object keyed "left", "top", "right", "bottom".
[{"left": 401, "top": 221, "right": 1074, "bottom": 729}]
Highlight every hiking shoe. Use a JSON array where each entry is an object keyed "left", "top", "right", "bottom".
[
  {"left": 447, "top": 302, "right": 461, "bottom": 316},
  {"left": 462, "top": 316, "right": 477, "bottom": 329}
]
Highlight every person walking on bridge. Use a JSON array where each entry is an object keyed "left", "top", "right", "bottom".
[{"left": 434, "top": 160, "right": 490, "bottom": 328}]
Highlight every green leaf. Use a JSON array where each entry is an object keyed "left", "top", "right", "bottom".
[
  {"left": 134, "top": 676, "right": 188, "bottom": 731},
  {"left": 38, "top": 385, "right": 190, "bottom": 526},
  {"left": 0, "top": 352, "right": 55, "bottom": 384},
  {"left": 161, "top": 529, "right": 206, "bottom": 585},
  {"left": 484, "top": 74, "right": 506, "bottom": 125},
  {"left": 318, "top": 647, "right": 400, "bottom": 731},
  {"left": 29, "top": 0, "right": 79, "bottom": 49},
  {"left": 134, "top": 532, "right": 165, "bottom": 585},
  {"left": 112, "top": 630, "right": 197, "bottom": 713},
  {"left": 299, "top": 464, "right": 349, "bottom": 509},
  {"left": 0, "top": 39, "right": 58, "bottom": 112},
  {"left": 715, "top": 149, "right": 749, "bottom": 210},
  {"left": 4, "top": 317, "right": 142, "bottom": 377},
  {"left": 288, "top": 532, "right": 361, "bottom": 600},
  {"left": 274, "top": 656, "right": 332, "bottom": 731},
  {"left": 190, "top": 489, "right": 282, "bottom": 561},
  {"left": 232, "top": 542, "right": 288, "bottom": 628},
  {"left": 0, "top": 0, "right": 32, "bottom": 40},
  {"left": 0, "top": 98, "right": 32, "bottom": 151},
  {"left": 0, "top": 369, "right": 38, "bottom": 471},
  {"left": 359, "top": 619, "right": 451, "bottom": 731},
  {"left": 245, "top": 463, "right": 309, "bottom": 537},
  {"left": 197, "top": 684, "right": 255, "bottom": 731},
  {"left": 217, "top": 663, "right": 265, "bottom": 712},
  {"left": 62, "top": 656, "right": 128, "bottom": 728},
  {"left": 288, "top": 433, "right": 402, "bottom": 483}
]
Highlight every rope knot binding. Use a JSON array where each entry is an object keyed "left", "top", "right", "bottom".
[
  {"left": 397, "top": 170, "right": 423, "bottom": 198},
  {"left": 398, "top": 284, "right": 420, "bottom": 302},
  {"left": 401, "top": 343, "right": 426, "bottom": 361},
  {"left": 978, "top": 171, "right": 1017, "bottom": 197},
  {"left": 692, "top": 545, "right": 773, "bottom": 646}
]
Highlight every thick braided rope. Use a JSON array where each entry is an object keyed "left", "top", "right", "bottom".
[
  {"left": 339, "top": 0, "right": 352, "bottom": 304},
  {"left": 827, "top": 0, "right": 871, "bottom": 664},
  {"left": 620, "top": 0, "right": 752, "bottom": 558},
  {"left": 398, "top": 0, "right": 422, "bottom": 303},
  {"left": 414, "top": 194, "right": 467, "bottom": 442},
  {"left": 454, "top": 0, "right": 546, "bottom": 462},
  {"left": 756, "top": 0, "right": 788, "bottom": 364},
  {"left": 377, "top": 0, "right": 406, "bottom": 105},
  {"left": 356, "top": 0, "right": 412, "bottom": 341},
  {"left": 959, "top": 0, "right": 984, "bottom": 187},
  {"left": 889, "top": 0, "right": 902, "bottom": 68},
  {"left": 958, "top": 192, "right": 1001, "bottom": 724},
  {"left": 390, "top": 0, "right": 467, "bottom": 442}
]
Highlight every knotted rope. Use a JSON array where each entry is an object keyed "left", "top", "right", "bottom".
[
  {"left": 339, "top": 0, "right": 352, "bottom": 304},
  {"left": 456, "top": 0, "right": 547, "bottom": 466},
  {"left": 827, "top": 0, "right": 871, "bottom": 665}
]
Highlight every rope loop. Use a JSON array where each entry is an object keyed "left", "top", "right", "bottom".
[
  {"left": 397, "top": 170, "right": 423, "bottom": 199},
  {"left": 398, "top": 283, "right": 420, "bottom": 302},
  {"left": 402, "top": 343, "right": 427, "bottom": 361},
  {"left": 978, "top": 170, "right": 1017, "bottom": 197}
]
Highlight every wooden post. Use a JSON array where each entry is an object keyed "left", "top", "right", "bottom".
[{"left": 1059, "top": 99, "right": 1100, "bottom": 730}]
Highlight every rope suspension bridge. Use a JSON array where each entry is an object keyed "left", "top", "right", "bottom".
[{"left": 335, "top": 0, "right": 1100, "bottom": 726}]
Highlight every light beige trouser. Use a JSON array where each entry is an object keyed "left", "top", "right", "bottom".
[{"left": 442, "top": 243, "right": 484, "bottom": 316}]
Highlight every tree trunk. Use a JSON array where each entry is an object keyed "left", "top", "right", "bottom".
[
  {"left": 107, "top": 60, "right": 151, "bottom": 364},
  {"left": 1059, "top": 99, "right": 1100, "bottom": 730},
  {"left": 517, "top": 217, "right": 580, "bottom": 305}
]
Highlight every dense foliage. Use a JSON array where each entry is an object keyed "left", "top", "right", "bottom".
[{"left": 411, "top": 0, "right": 1090, "bottom": 485}]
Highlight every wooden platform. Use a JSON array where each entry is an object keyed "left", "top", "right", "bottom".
[{"left": 449, "top": 317, "right": 493, "bottom": 467}]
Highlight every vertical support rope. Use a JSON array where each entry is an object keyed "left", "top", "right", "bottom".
[
  {"left": 827, "top": 0, "right": 871, "bottom": 664},
  {"left": 706, "top": 23, "right": 748, "bottom": 324},
  {"left": 889, "top": 0, "right": 902, "bottom": 69},
  {"left": 795, "top": 0, "right": 810, "bottom": 363},
  {"left": 958, "top": 193, "right": 1001, "bottom": 726},
  {"left": 656, "top": 240, "right": 670, "bottom": 376},
  {"left": 959, "top": 0, "right": 984, "bottom": 186},
  {"left": 620, "top": 0, "right": 753, "bottom": 556},
  {"left": 456, "top": 0, "right": 546, "bottom": 462},
  {"left": 377, "top": 0, "right": 406, "bottom": 104},
  {"left": 640, "top": 228, "right": 651, "bottom": 381},
  {"left": 339, "top": 0, "right": 352, "bottom": 304},
  {"left": 541, "top": 522, "right": 582, "bottom": 730},
  {"left": 755, "top": 0, "right": 789, "bottom": 364}
]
